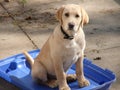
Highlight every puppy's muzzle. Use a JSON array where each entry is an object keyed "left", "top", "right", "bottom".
[{"left": 68, "top": 23, "right": 74, "bottom": 30}]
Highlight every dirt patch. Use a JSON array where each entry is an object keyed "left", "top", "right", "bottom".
[
  {"left": 11, "top": 8, "right": 58, "bottom": 27},
  {"left": 99, "top": 8, "right": 120, "bottom": 14},
  {"left": 93, "top": 57, "right": 101, "bottom": 60},
  {"left": 26, "top": 11, "right": 58, "bottom": 24}
]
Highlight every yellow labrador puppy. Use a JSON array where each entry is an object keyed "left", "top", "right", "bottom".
[{"left": 24, "top": 4, "right": 90, "bottom": 90}]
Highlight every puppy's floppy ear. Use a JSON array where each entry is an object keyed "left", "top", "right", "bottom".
[
  {"left": 81, "top": 7, "right": 89, "bottom": 28},
  {"left": 56, "top": 5, "right": 65, "bottom": 24}
]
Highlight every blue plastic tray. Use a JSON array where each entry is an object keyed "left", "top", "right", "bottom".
[{"left": 0, "top": 49, "right": 116, "bottom": 90}]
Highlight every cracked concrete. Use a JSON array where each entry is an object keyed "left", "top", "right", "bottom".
[{"left": 0, "top": 0, "right": 120, "bottom": 90}]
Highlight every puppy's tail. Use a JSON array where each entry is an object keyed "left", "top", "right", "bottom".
[{"left": 23, "top": 51, "right": 34, "bottom": 67}]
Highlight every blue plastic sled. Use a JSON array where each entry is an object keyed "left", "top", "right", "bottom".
[{"left": 0, "top": 49, "right": 116, "bottom": 90}]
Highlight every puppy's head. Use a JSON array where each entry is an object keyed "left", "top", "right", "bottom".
[{"left": 56, "top": 4, "right": 89, "bottom": 35}]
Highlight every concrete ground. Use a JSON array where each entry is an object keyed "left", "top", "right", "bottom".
[{"left": 0, "top": 0, "right": 120, "bottom": 90}]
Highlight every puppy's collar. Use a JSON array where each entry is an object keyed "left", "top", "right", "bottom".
[{"left": 60, "top": 26, "right": 74, "bottom": 40}]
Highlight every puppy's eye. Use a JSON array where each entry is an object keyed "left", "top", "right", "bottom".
[
  {"left": 75, "top": 14, "right": 79, "bottom": 18},
  {"left": 65, "top": 13, "right": 69, "bottom": 17}
]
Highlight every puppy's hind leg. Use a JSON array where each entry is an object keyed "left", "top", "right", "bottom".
[
  {"left": 32, "top": 62, "right": 48, "bottom": 83},
  {"left": 66, "top": 74, "right": 77, "bottom": 82},
  {"left": 45, "top": 79, "right": 58, "bottom": 88}
]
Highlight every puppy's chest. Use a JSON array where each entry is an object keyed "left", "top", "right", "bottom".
[
  {"left": 62, "top": 41, "right": 81, "bottom": 71},
  {"left": 64, "top": 41, "right": 80, "bottom": 54}
]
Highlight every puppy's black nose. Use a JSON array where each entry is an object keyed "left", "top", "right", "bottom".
[{"left": 68, "top": 23, "right": 74, "bottom": 30}]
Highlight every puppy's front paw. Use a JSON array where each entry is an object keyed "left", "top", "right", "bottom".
[
  {"left": 78, "top": 78, "right": 90, "bottom": 87},
  {"left": 60, "top": 86, "right": 70, "bottom": 90}
]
